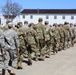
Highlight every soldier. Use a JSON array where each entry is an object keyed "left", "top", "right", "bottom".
[
  {"left": 4, "top": 22, "right": 20, "bottom": 75},
  {"left": 53, "top": 23, "right": 60, "bottom": 54},
  {"left": 44, "top": 21, "right": 52, "bottom": 57},
  {"left": 26, "top": 23, "right": 39, "bottom": 65},
  {"left": 16, "top": 22, "right": 26, "bottom": 69},
  {"left": 0, "top": 28, "right": 12, "bottom": 75},
  {"left": 74, "top": 24, "right": 76, "bottom": 43},
  {"left": 22, "top": 21, "right": 29, "bottom": 31},
  {"left": 64, "top": 22, "right": 71, "bottom": 49},
  {"left": 0, "top": 29, "right": 6, "bottom": 75},
  {"left": 36, "top": 18, "right": 46, "bottom": 61},
  {"left": 70, "top": 23, "right": 75, "bottom": 47},
  {"left": 59, "top": 24, "right": 65, "bottom": 50}
]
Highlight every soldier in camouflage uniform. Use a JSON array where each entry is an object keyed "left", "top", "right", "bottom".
[
  {"left": 4, "top": 23, "right": 20, "bottom": 75},
  {"left": 16, "top": 22, "right": 26, "bottom": 69},
  {"left": 0, "top": 29, "right": 5, "bottom": 75},
  {"left": 59, "top": 24, "right": 65, "bottom": 50},
  {"left": 0, "top": 28, "right": 12, "bottom": 75},
  {"left": 52, "top": 23, "right": 60, "bottom": 54},
  {"left": 70, "top": 23, "right": 75, "bottom": 47},
  {"left": 74, "top": 24, "right": 76, "bottom": 43},
  {"left": 26, "top": 23, "right": 39, "bottom": 65},
  {"left": 64, "top": 22, "right": 72, "bottom": 49},
  {"left": 36, "top": 18, "right": 46, "bottom": 60},
  {"left": 44, "top": 21, "right": 52, "bottom": 57}
]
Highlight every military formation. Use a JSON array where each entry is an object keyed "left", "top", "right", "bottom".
[{"left": 0, "top": 18, "right": 76, "bottom": 75}]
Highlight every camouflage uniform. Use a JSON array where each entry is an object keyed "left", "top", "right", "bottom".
[
  {"left": 64, "top": 22, "right": 71, "bottom": 49},
  {"left": 26, "top": 23, "right": 39, "bottom": 65},
  {"left": 0, "top": 29, "right": 5, "bottom": 75},
  {"left": 53, "top": 24, "right": 60, "bottom": 54},
  {"left": 59, "top": 24, "right": 65, "bottom": 50},
  {"left": 0, "top": 29, "right": 11, "bottom": 75},
  {"left": 36, "top": 19, "right": 46, "bottom": 60},
  {"left": 4, "top": 23, "right": 20, "bottom": 74},
  {"left": 70, "top": 24, "right": 75, "bottom": 47},
  {"left": 44, "top": 21, "right": 52, "bottom": 57},
  {"left": 74, "top": 25, "right": 76, "bottom": 43},
  {"left": 17, "top": 22, "right": 26, "bottom": 69}
]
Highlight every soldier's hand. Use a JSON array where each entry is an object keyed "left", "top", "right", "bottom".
[{"left": 1, "top": 49, "right": 6, "bottom": 55}]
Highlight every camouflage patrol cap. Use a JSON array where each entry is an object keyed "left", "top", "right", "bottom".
[
  {"left": 53, "top": 23, "right": 57, "bottom": 26},
  {"left": 64, "top": 22, "right": 69, "bottom": 25},
  {"left": 45, "top": 21, "right": 49, "bottom": 25},
  {"left": 8, "top": 22, "right": 13, "bottom": 27},
  {"left": 24, "top": 21, "right": 28, "bottom": 24},
  {"left": 28, "top": 22, "right": 34, "bottom": 27},
  {"left": 39, "top": 18, "right": 43, "bottom": 20},
  {"left": 38, "top": 18, "right": 43, "bottom": 22}
]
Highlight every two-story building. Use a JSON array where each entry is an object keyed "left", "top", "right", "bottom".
[
  {"left": 13, "top": 9, "right": 76, "bottom": 25},
  {"left": 0, "top": 13, "right": 6, "bottom": 26}
]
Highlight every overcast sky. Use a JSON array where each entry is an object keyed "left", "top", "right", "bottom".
[{"left": 0, "top": 0, "right": 76, "bottom": 12}]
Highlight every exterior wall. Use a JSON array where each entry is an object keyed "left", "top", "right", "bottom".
[
  {"left": 13, "top": 15, "right": 20, "bottom": 25},
  {"left": 13, "top": 14, "right": 76, "bottom": 25},
  {"left": 0, "top": 14, "right": 6, "bottom": 26}
]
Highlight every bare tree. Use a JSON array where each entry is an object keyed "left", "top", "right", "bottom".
[
  {"left": 2, "top": 0, "right": 11, "bottom": 19},
  {"left": 2, "top": 0, "right": 22, "bottom": 20},
  {"left": 10, "top": 2, "right": 22, "bottom": 16}
]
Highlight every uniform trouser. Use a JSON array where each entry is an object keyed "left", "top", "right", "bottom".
[
  {"left": 45, "top": 40, "right": 51, "bottom": 55},
  {"left": 71, "top": 37, "right": 75, "bottom": 46},
  {"left": 60, "top": 38, "right": 65, "bottom": 49},
  {"left": 0, "top": 54, "right": 3, "bottom": 74},
  {"left": 17, "top": 46, "right": 25, "bottom": 62},
  {"left": 3, "top": 51, "right": 10, "bottom": 70},
  {"left": 38, "top": 39, "right": 46, "bottom": 56},
  {"left": 53, "top": 38, "right": 60, "bottom": 52},
  {"left": 9, "top": 50, "right": 17, "bottom": 68},
  {"left": 64, "top": 37, "right": 68, "bottom": 48},
  {"left": 27, "top": 44, "right": 39, "bottom": 59}
]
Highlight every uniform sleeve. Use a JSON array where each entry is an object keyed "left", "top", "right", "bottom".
[{"left": 14, "top": 31, "right": 20, "bottom": 51}]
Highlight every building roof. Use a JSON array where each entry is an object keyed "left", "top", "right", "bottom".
[{"left": 21, "top": 9, "right": 76, "bottom": 14}]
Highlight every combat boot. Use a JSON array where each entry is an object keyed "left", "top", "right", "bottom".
[
  {"left": 20, "top": 61, "right": 23, "bottom": 69},
  {"left": 5, "top": 69, "right": 10, "bottom": 75},
  {"left": 10, "top": 67, "right": 16, "bottom": 75},
  {"left": 28, "top": 59, "right": 32, "bottom": 65},
  {"left": 45, "top": 54, "right": 50, "bottom": 58},
  {"left": 17, "top": 62, "right": 20, "bottom": 69},
  {"left": 35, "top": 55, "right": 38, "bottom": 62},
  {"left": 40, "top": 55, "right": 45, "bottom": 61}
]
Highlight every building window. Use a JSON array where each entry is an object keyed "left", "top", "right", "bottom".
[
  {"left": 54, "top": 15, "right": 57, "bottom": 19},
  {"left": 30, "top": 15, "right": 33, "bottom": 19},
  {"left": 23, "top": 15, "right": 25, "bottom": 19},
  {"left": 46, "top": 15, "right": 49, "bottom": 19},
  {"left": 62, "top": 16, "right": 65, "bottom": 19},
  {"left": 71, "top": 16, "right": 74, "bottom": 19}
]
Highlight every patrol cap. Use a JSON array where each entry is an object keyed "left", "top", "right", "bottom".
[
  {"left": 70, "top": 23, "right": 73, "bottom": 25},
  {"left": 53, "top": 23, "right": 57, "bottom": 26},
  {"left": 38, "top": 18, "right": 43, "bottom": 22},
  {"left": 24, "top": 21, "right": 28, "bottom": 24},
  {"left": 64, "top": 22, "right": 69, "bottom": 25},
  {"left": 28, "top": 22, "right": 34, "bottom": 27},
  {"left": 8, "top": 22, "right": 13, "bottom": 27},
  {"left": 45, "top": 21, "right": 49, "bottom": 25}
]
